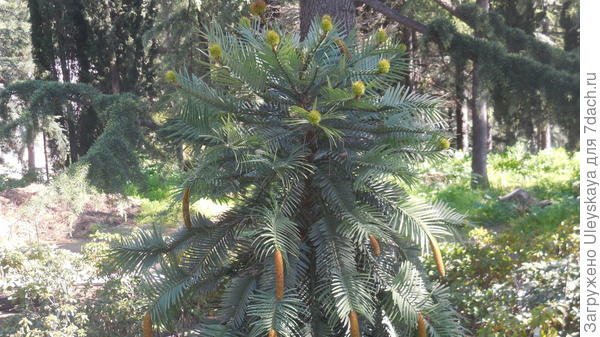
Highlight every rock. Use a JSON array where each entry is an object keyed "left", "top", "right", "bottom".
[{"left": 498, "top": 188, "right": 552, "bottom": 211}]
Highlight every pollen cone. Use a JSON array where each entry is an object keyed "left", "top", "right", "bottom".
[{"left": 274, "top": 249, "right": 284, "bottom": 300}]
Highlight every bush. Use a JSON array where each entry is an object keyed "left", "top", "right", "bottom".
[
  {"left": 82, "top": 233, "right": 147, "bottom": 337},
  {"left": 0, "top": 245, "right": 92, "bottom": 337},
  {"left": 431, "top": 220, "right": 579, "bottom": 337},
  {"left": 122, "top": 159, "right": 183, "bottom": 201},
  {"left": 0, "top": 233, "right": 147, "bottom": 337},
  {"left": 419, "top": 147, "right": 580, "bottom": 337},
  {"left": 20, "top": 165, "right": 96, "bottom": 238}
]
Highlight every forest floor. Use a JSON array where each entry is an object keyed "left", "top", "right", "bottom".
[{"left": 0, "top": 184, "right": 142, "bottom": 252}]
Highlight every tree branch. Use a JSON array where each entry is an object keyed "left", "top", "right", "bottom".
[
  {"left": 357, "top": 0, "right": 428, "bottom": 33},
  {"left": 430, "top": 0, "right": 458, "bottom": 16}
]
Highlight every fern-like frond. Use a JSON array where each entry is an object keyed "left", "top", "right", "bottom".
[
  {"left": 247, "top": 291, "right": 306, "bottom": 337},
  {"left": 109, "top": 226, "right": 170, "bottom": 273},
  {"left": 252, "top": 204, "right": 301, "bottom": 261},
  {"left": 187, "top": 323, "right": 243, "bottom": 337},
  {"left": 381, "top": 261, "right": 429, "bottom": 328},
  {"left": 390, "top": 197, "right": 459, "bottom": 253},
  {"left": 220, "top": 276, "right": 259, "bottom": 329}
]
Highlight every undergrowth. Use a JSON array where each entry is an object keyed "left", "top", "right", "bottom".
[
  {"left": 419, "top": 147, "right": 579, "bottom": 337},
  {"left": 0, "top": 146, "right": 580, "bottom": 337}
]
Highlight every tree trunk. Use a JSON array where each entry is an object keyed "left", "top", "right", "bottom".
[
  {"left": 539, "top": 18, "right": 552, "bottom": 151},
  {"left": 67, "top": 119, "right": 78, "bottom": 164},
  {"left": 455, "top": 62, "right": 468, "bottom": 151},
  {"left": 471, "top": 64, "right": 489, "bottom": 188},
  {"left": 408, "top": 29, "right": 419, "bottom": 90},
  {"left": 110, "top": 61, "right": 121, "bottom": 94},
  {"left": 538, "top": 121, "right": 552, "bottom": 150},
  {"left": 299, "top": 0, "right": 355, "bottom": 38},
  {"left": 43, "top": 132, "right": 49, "bottom": 182},
  {"left": 27, "top": 140, "right": 36, "bottom": 175},
  {"left": 400, "top": 26, "right": 414, "bottom": 88},
  {"left": 471, "top": 0, "right": 489, "bottom": 189}
]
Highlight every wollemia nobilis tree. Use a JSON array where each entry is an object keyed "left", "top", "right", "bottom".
[{"left": 112, "top": 13, "right": 465, "bottom": 337}]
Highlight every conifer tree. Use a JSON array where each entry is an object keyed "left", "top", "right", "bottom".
[{"left": 112, "top": 14, "right": 464, "bottom": 337}]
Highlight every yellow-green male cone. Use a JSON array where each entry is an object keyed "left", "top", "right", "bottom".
[
  {"left": 439, "top": 138, "right": 451, "bottom": 150},
  {"left": 377, "top": 59, "right": 390, "bottom": 74},
  {"left": 321, "top": 15, "right": 333, "bottom": 33},
  {"left": 307, "top": 109, "right": 321, "bottom": 125},
  {"left": 375, "top": 28, "right": 388, "bottom": 44},
  {"left": 352, "top": 80, "right": 366, "bottom": 98},
  {"left": 164, "top": 70, "right": 177, "bottom": 83},
  {"left": 266, "top": 30, "right": 280, "bottom": 48},
  {"left": 209, "top": 43, "right": 222, "bottom": 61},
  {"left": 239, "top": 16, "right": 251, "bottom": 27}
]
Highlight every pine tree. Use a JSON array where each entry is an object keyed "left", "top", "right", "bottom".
[{"left": 112, "top": 15, "right": 464, "bottom": 337}]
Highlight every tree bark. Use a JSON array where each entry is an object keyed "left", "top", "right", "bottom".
[
  {"left": 471, "top": 63, "right": 488, "bottom": 188},
  {"left": 544, "top": 123, "right": 551, "bottom": 149},
  {"left": 66, "top": 119, "right": 78, "bottom": 164},
  {"left": 27, "top": 140, "right": 36, "bottom": 175},
  {"left": 358, "top": 0, "right": 427, "bottom": 33},
  {"left": 408, "top": 29, "right": 420, "bottom": 90},
  {"left": 43, "top": 132, "right": 49, "bottom": 182},
  {"left": 430, "top": 0, "right": 457, "bottom": 15},
  {"left": 538, "top": 121, "right": 552, "bottom": 150},
  {"left": 300, "top": 0, "right": 355, "bottom": 38},
  {"left": 454, "top": 63, "right": 468, "bottom": 151},
  {"left": 110, "top": 60, "right": 121, "bottom": 94},
  {"left": 471, "top": 0, "right": 489, "bottom": 189}
]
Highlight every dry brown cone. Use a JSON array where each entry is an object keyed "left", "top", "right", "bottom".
[
  {"left": 182, "top": 187, "right": 192, "bottom": 229},
  {"left": 143, "top": 312, "right": 153, "bottom": 337},
  {"left": 428, "top": 237, "right": 446, "bottom": 278},
  {"left": 368, "top": 235, "right": 381, "bottom": 256},
  {"left": 268, "top": 329, "right": 278, "bottom": 337},
  {"left": 417, "top": 312, "right": 427, "bottom": 337},
  {"left": 349, "top": 310, "right": 360, "bottom": 337},
  {"left": 250, "top": 0, "right": 267, "bottom": 17},
  {"left": 335, "top": 38, "right": 350, "bottom": 59},
  {"left": 274, "top": 249, "right": 284, "bottom": 300}
]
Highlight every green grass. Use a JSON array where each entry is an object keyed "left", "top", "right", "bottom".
[
  {"left": 415, "top": 146, "right": 579, "bottom": 234},
  {"left": 123, "top": 160, "right": 183, "bottom": 201},
  {"left": 122, "top": 159, "right": 229, "bottom": 229}
]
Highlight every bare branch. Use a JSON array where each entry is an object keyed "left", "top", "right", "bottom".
[
  {"left": 430, "top": 0, "right": 458, "bottom": 15},
  {"left": 357, "top": 0, "right": 428, "bottom": 33}
]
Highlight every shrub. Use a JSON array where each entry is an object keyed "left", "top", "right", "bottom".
[
  {"left": 0, "top": 245, "right": 92, "bottom": 337},
  {"left": 0, "top": 234, "right": 147, "bottom": 337},
  {"left": 418, "top": 146, "right": 580, "bottom": 337},
  {"left": 21, "top": 165, "right": 96, "bottom": 237},
  {"left": 82, "top": 233, "right": 148, "bottom": 337},
  {"left": 426, "top": 219, "right": 578, "bottom": 336}
]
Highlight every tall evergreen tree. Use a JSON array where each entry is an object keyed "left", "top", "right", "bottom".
[
  {"left": 0, "top": 80, "right": 143, "bottom": 191},
  {"left": 23, "top": 0, "right": 158, "bottom": 166},
  {"left": 0, "top": 0, "right": 35, "bottom": 173},
  {"left": 0, "top": 0, "right": 33, "bottom": 85},
  {"left": 359, "top": 0, "right": 578, "bottom": 189},
  {"left": 112, "top": 12, "right": 464, "bottom": 337}
]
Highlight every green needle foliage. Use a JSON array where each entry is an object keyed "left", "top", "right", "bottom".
[
  {"left": 112, "top": 16, "right": 465, "bottom": 337},
  {"left": 0, "top": 80, "right": 143, "bottom": 191}
]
